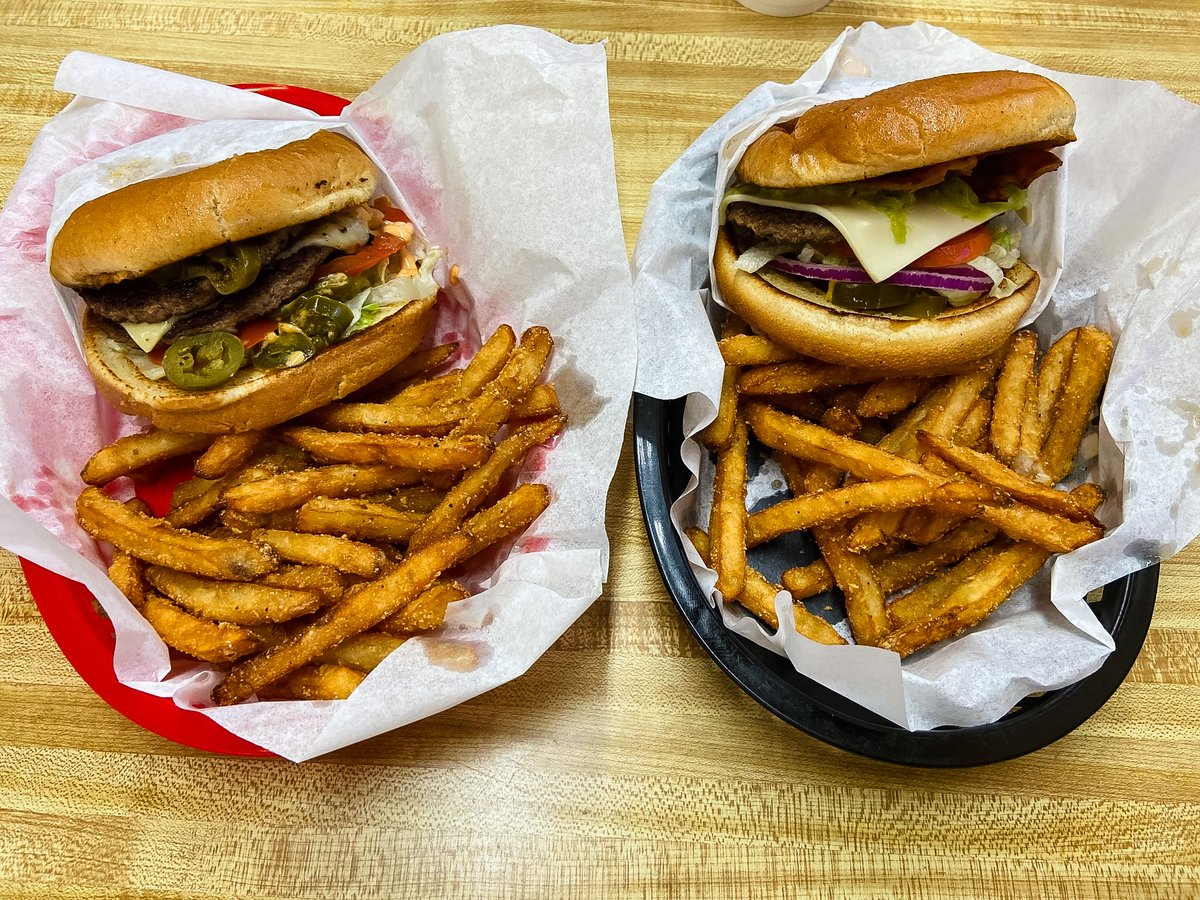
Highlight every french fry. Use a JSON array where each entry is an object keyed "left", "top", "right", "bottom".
[
  {"left": 194, "top": 431, "right": 266, "bottom": 480},
  {"left": 142, "top": 593, "right": 262, "bottom": 663},
  {"left": 296, "top": 498, "right": 425, "bottom": 544},
  {"left": 1034, "top": 326, "right": 1114, "bottom": 484},
  {"left": 885, "top": 542, "right": 1013, "bottom": 630},
  {"left": 930, "top": 496, "right": 1103, "bottom": 553},
  {"left": 745, "top": 402, "right": 930, "bottom": 482},
  {"left": 990, "top": 330, "right": 1038, "bottom": 465},
  {"left": 803, "top": 466, "right": 890, "bottom": 647},
  {"left": 257, "top": 664, "right": 365, "bottom": 700},
  {"left": 450, "top": 325, "right": 518, "bottom": 400},
  {"left": 280, "top": 426, "right": 492, "bottom": 470},
  {"left": 956, "top": 396, "right": 992, "bottom": 451},
  {"left": 857, "top": 378, "right": 934, "bottom": 419},
  {"left": 701, "top": 317, "right": 749, "bottom": 451},
  {"left": 77, "top": 487, "right": 278, "bottom": 580},
  {"left": 223, "top": 464, "right": 422, "bottom": 514},
  {"left": 107, "top": 550, "right": 146, "bottom": 609},
  {"left": 461, "top": 482, "right": 551, "bottom": 555},
  {"left": 685, "top": 527, "right": 844, "bottom": 645},
  {"left": 451, "top": 326, "right": 554, "bottom": 438},
  {"left": 917, "top": 431, "right": 1097, "bottom": 522},
  {"left": 820, "top": 405, "right": 861, "bottom": 437},
  {"left": 377, "top": 485, "right": 447, "bottom": 515},
  {"left": 213, "top": 532, "right": 472, "bottom": 705},
  {"left": 261, "top": 564, "right": 345, "bottom": 602},
  {"left": 1013, "top": 328, "right": 1078, "bottom": 476},
  {"left": 252, "top": 528, "right": 386, "bottom": 578},
  {"left": 709, "top": 414, "right": 749, "bottom": 599},
  {"left": 306, "top": 400, "right": 476, "bottom": 435},
  {"left": 379, "top": 370, "right": 464, "bottom": 406},
  {"left": 378, "top": 581, "right": 467, "bottom": 634},
  {"left": 765, "top": 394, "right": 827, "bottom": 422},
  {"left": 718, "top": 333, "right": 798, "bottom": 366},
  {"left": 168, "top": 452, "right": 308, "bottom": 527},
  {"left": 145, "top": 566, "right": 324, "bottom": 625},
  {"left": 738, "top": 360, "right": 888, "bottom": 397},
  {"left": 315, "top": 633, "right": 408, "bottom": 672},
  {"left": 409, "top": 415, "right": 566, "bottom": 551},
  {"left": 510, "top": 383, "right": 561, "bottom": 421},
  {"left": 351, "top": 342, "right": 458, "bottom": 399},
  {"left": 81, "top": 430, "right": 213, "bottom": 486}
]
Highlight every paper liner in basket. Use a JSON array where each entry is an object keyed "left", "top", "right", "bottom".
[
  {"left": 632, "top": 22, "right": 1200, "bottom": 731},
  {"left": 0, "top": 26, "right": 636, "bottom": 761}
]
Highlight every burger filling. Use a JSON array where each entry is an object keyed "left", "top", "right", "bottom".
[
  {"left": 79, "top": 198, "right": 442, "bottom": 390},
  {"left": 720, "top": 146, "right": 1060, "bottom": 319}
]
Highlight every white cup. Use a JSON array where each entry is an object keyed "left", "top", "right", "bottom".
[{"left": 735, "top": 0, "right": 832, "bottom": 15}]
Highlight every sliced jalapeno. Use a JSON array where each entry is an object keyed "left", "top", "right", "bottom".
[
  {"left": 280, "top": 292, "right": 354, "bottom": 333},
  {"left": 253, "top": 331, "right": 316, "bottom": 370},
  {"left": 311, "top": 272, "right": 370, "bottom": 302},
  {"left": 289, "top": 309, "right": 343, "bottom": 349},
  {"left": 180, "top": 244, "right": 262, "bottom": 295},
  {"left": 163, "top": 332, "right": 245, "bottom": 390}
]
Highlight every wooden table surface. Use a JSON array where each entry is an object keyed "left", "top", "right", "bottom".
[{"left": 3, "top": 2, "right": 1199, "bottom": 897}]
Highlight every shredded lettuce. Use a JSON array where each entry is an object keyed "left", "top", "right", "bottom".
[{"left": 343, "top": 247, "right": 443, "bottom": 337}]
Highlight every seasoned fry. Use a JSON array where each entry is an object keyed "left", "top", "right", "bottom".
[
  {"left": 956, "top": 397, "right": 992, "bottom": 451},
  {"left": 701, "top": 318, "right": 749, "bottom": 452},
  {"left": 380, "top": 370, "right": 464, "bottom": 406},
  {"left": 223, "top": 464, "right": 422, "bottom": 514},
  {"left": 378, "top": 581, "right": 467, "bottom": 634},
  {"left": 107, "top": 550, "right": 146, "bottom": 609},
  {"left": 142, "top": 593, "right": 262, "bottom": 663},
  {"left": 917, "top": 431, "right": 1097, "bottom": 522},
  {"left": 1012, "top": 328, "right": 1078, "bottom": 476},
  {"left": 257, "top": 664, "right": 366, "bottom": 700},
  {"left": 1035, "top": 326, "right": 1114, "bottom": 483},
  {"left": 145, "top": 566, "right": 324, "bottom": 625},
  {"left": 296, "top": 498, "right": 425, "bottom": 543},
  {"left": 306, "top": 400, "right": 474, "bottom": 435},
  {"left": 213, "top": 533, "right": 472, "bottom": 705},
  {"left": 252, "top": 528, "right": 386, "bottom": 578},
  {"left": 377, "top": 485, "right": 447, "bottom": 515},
  {"left": 451, "top": 325, "right": 518, "bottom": 400},
  {"left": 451, "top": 326, "right": 554, "bottom": 438},
  {"left": 409, "top": 415, "right": 566, "bottom": 551},
  {"left": 885, "top": 542, "right": 1012, "bottom": 630},
  {"left": 858, "top": 378, "right": 934, "bottom": 419},
  {"left": 82, "top": 430, "right": 212, "bottom": 485},
  {"left": 718, "top": 333, "right": 798, "bottom": 366},
  {"left": 353, "top": 342, "right": 458, "bottom": 399},
  {"left": 280, "top": 426, "right": 492, "bottom": 470},
  {"left": 461, "top": 482, "right": 551, "bottom": 555},
  {"left": 765, "top": 394, "right": 827, "bottom": 422},
  {"left": 990, "top": 330, "right": 1038, "bottom": 464},
  {"left": 510, "top": 383, "right": 561, "bottom": 421},
  {"left": 709, "top": 414, "right": 749, "bottom": 599},
  {"left": 78, "top": 487, "right": 278, "bottom": 580},
  {"left": 261, "top": 564, "right": 344, "bottom": 602},
  {"left": 685, "top": 527, "right": 843, "bottom": 645},
  {"left": 316, "top": 632, "right": 407, "bottom": 671},
  {"left": 931, "top": 496, "right": 1103, "bottom": 553},
  {"left": 820, "top": 405, "right": 861, "bottom": 437},
  {"left": 738, "top": 360, "right": 887, "bottom": 397},
  {"left": 194, "top": 431, "right": 266, "bottom": 480}
]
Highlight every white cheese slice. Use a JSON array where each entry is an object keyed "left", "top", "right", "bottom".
[
  {"left": 723, "top": 192, "right": 994, "bottom": 283},
  {"left": 120, "top": 318, "right": 176, "bottom": 353}
]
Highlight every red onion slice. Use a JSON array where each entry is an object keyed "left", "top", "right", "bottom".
[{"left": 768, "top": 258, "right": 995, "bottom": 293}]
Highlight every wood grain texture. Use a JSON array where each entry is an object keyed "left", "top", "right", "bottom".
[{"left": 2, "top": 1, "right": 1200, "bottom": 897}]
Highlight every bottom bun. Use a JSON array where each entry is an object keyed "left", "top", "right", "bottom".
[
  {"left": 82, "top": 295, "right": 437, "bottom": 434},
  {"left": 713, "top": 229, "right": 1038, "bottom": 375}
]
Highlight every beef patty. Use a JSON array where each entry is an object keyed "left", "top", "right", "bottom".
[{"left": 725, "top": 202, "right": 842, "bottom": 246}]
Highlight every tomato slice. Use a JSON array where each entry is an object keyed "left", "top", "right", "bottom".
[
  {"left": 374, "top": 198, "right": 410, "bottom": 223},
  {"left": 912, "top": 224, "right": 993, "bottom": 268},
  {"left": 316, "top": 233, "right": 407, "bottom": 278},
  {"left": 148, "top": 346, "right": 166, "bottom": 365},
  {"left": 237, "top": 318, "right": 277, "bottom": 349}
]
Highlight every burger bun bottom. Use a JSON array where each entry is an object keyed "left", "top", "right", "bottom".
[
  {"left": 713, "top": 228, "right": 1038, "bottom": 376},
  {"left": 82, "top": 295, "right": 437, "bottom": 434}
]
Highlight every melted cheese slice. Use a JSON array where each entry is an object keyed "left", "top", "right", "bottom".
[
  {"left": 723, "top": 192, "right": 993, "bottom": 283},
  {"left": 121, "top": 318, "right": 176, "bottom": 353}
]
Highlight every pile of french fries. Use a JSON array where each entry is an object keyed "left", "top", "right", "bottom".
[
  {"left": 691, "top": 318, "right": 1114, "bottom": 658},
  {"left": 76, "top": 324, "right": 564, "bottom": 704}
]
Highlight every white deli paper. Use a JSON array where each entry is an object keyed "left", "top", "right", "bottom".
[
  {"left": 633, "top": 21, "right": 1200, "bottom": 730},
  {"left": 0, "top": 26, "right": 636, "bottom": 761}
]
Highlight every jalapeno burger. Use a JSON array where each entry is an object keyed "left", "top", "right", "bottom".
[
  {"left": 49, "top": 131, "right": 442, "bottom": 433},
  {"left": 713, "top": 70, "right": 1076, "bottom": 374}
]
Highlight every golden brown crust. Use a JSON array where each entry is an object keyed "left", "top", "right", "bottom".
[
  {"left": 82, "top": 296, "right": 437, "bottom": 434},
  {"left": 51, "top": 131, "right": 376, "bottom": 289},
  {"left": 713, "top": 229, "right": 1037, "bottom": 376},
  {"left": 736, "top": 71, "right": 1076, "bottom": 189}
]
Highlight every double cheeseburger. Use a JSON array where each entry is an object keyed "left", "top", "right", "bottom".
[
  {"left": 50, "top": 131, "right": 442, "bottom": 433},
  {"left": 713, "top": 70, "right": 1076, "bottom": 374}
]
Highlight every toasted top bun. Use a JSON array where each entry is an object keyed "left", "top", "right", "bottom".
[
  {"left": 737, "top": 71, "right": 1076, "bottom": 189},
  {"left": 51, "top": 131, "right": 377, "bottom": 290},
  {"left": 82, "top": 296, "right": 436, "bottom": 434},
  {"left": 713, "top": 230, "right": 1037, "bottom": 375}
]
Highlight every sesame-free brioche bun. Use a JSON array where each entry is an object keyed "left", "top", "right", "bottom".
[
  {"left": 737, "top": 70, "right": 1076, "bottom": 190},
  {"left": 82, "top": 295, "right": 437, "bottom": 434},
  {"left": 713, "top": 229, "right": 1037, "bottom": 376},
  {"left": 51, "top": 131, "right": 377, "bottom": 290}
]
